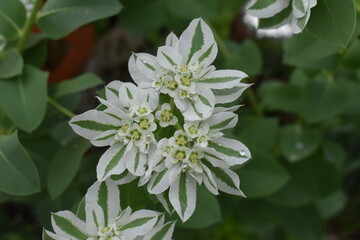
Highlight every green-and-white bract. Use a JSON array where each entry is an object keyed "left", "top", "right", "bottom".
[
  {"left": 69, "top": 18, "right": 251, "bottom": 222},
  {"left": 246, "top": 0, "right": 317, "bottom": 34},
  {"left": 43, "top": 179, "right": 175, "bottom": 240}
]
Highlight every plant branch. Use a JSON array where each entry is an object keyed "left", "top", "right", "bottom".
[
  {"left": 17, "top": 0, "right": 42, "bottom": 53},
  {"left": 47, "top": 97, "right": 75, "bottom": 118}
]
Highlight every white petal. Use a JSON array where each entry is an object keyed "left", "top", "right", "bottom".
[
  {"left": 201, "top": 163, "right": 219, "bottom": 195},
  {"left": 125, "top": 147, "right": 146, "bottom": 176},
  {"left": 129, "top": 53, "right": 154, "bottom": 85},
  {"left": 198, "top": 70, "right": 248, "bottom": 90},
  {"left": 143, "top": 221, "right": 176, "bottom": 240},
  {"left": 120, "top": 210, "right": 159, "bottom": 239},
  {"left": 91, "top": 129, "right": 117, "bottom": 147},
  {"left": 148, "top": 169, "right": 171, "bottom": 194},
  {"left": 135, "top": 53, "right": 158, "bottom": 82},
  {"left": 119, "top": 82, "right": 139, "bottom": 107},
  {"left": 157, "top": 46, "right": 184, "bottom": 71},
  {"left": 105, "top": 80, "right": 124, "bottom": 108},
  {"left": 112, "top": 171, "right": 137, "bottom": 185},
  {"left": 204, "top": 111, "right": 238, "bottom": 132},
  {"left": 188, "top": 42, "right": 218, "bottom": 68},
  {"left": 165, "top": 32, "right": 179, "bottom": 49},
  {"left": 194, "top": 87, "right": 215, "bottom": 114},
  {"left": 213, "top": 83, "right": 251, "bottom": 104}
]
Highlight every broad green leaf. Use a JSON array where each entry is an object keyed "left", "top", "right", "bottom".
[
  {"left": 54, "top": 73, "right": 104, "bottom": 97},
  {"left": 0, "top": 48, "right": 23, "bottom": 78},
  {"left": 119, "top": 181, "right": 148, "bottom": 211},
  {"left": 47, "top": 138, "right": 91, "bottom": 199},
  {"left": 0, "top": 132, "right": 40, "bottom": 195},
  {"left": 284, "top": 29, "right": 339, "bottom": 68},
  {"left": 315, "top": 190, "right": 346, "bottom": 219},
  {"left": 279, "top": 124, "right": 321, "bottom": 162},
  {"left": 267, "top": 156, "right": 341, "bottom": 207},
  {"left": 235, "top": 118, "right": 278, "bottom": 154},
  {"left": 37, "top": 0, "right": 123, "bottom": 39},
  {"left": 301, "top": 75, "right": 350, "bottom": 123},
  {"left": 238, "top": 150, "right": 290, "bottom": 198},
  {"left": 224, "top": 40, "right": 262, "bottom": 76},
  {"left": 180, "top": 186, "right": 221, "bottom": 228},
  {"left": 0, "top": 65, "right": 48, "bottom": 133},
  {"left": 277, "top": 205, "right": 324, "bottom": 240},
  {"left": 343, "top": 40, "right": 360, "bottom": 69},
  {"left": 23, "top": 39, "right": 48, "bottom": 68},
  {"left": 322, "top": 140, "right": 346, "bottom": 170},
  {"left": 0, "top": 0, "right": 26, "bottom": 39},
  {"left": 307, "top": 0, "right": 356, "bottom": 48},
  {"left": 167, "top": 0, "right": 218, "bottom": 20},
  {"left": 260, "top": 81, "right": 302, "bottom": 114}
]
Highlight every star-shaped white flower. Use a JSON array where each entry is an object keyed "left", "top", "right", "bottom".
[{"left": 43, "top": 179, "right": 175, "bottom": 240}]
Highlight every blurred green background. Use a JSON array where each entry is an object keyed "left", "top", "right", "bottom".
[{"left": 1, "top": 0, "right": 360, "bottom": 239}]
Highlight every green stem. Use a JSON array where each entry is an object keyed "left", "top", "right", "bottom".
[
  {"left": 174, "top": 122, "right": 182, "bottom": 131},
  {"left": 47, "top": 97, "right": 75, "bottom": 118},
  {"left": 17, "top": 0, "right": 42, "bottom": 53}
]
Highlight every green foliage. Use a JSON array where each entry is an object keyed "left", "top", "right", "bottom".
[
  {"left": 0, "top": 48, "right": 23, "bottom": 78},
  {"left": 0, "top": 0, "right": 26, "bottom": 39},
  {"left": 37, "top": 0, "right": 123, "bottom": 39}
]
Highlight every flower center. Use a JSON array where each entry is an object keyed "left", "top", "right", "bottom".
[
  {"left": 188, "top": 125, "right": 198, "bottom": 135},
  {"left": 139, "top": 118, "right": 150, "bottom": 130},
  {"left": 160, "top": 110, "right": 173, "bottom": 122},
  {"left": 101, "top": 227, "right": 111, "bottom": 234},
  {"left": 180, "top": 76, "right": 192, "bottom": 87},
  {"left": 130, "top": 129, "right": 142, "bottom": 141},
  {"left": 138, "top": 107, "right": 148, "bottom": 115},
  {"left": 165, "top": 79, "right": 178, "bottom": 90},
  {"left": 174, "top": 150, "right": 186, "bottom": 161},
  {"left": 179, "top": 65, "right": 189, "bottom": 72},
  {"left": 175, "top": 135, "right": 188, "bottom": 146},
  {"left": 189, "top": 152, "right": 200, "bottom": 163},
  {"left": 179, "top": 90, "right": 188, "bottom": 98},
  {"left": 120, "top": 124, "right": 130, "bottom": 134}
]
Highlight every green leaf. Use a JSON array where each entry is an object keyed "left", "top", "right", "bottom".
[
  {"left": 0, "top": 48, "right": 23, "bottom": 78},
  {"left": 267, "top": 156, "right": 341, "bottom": 207},
  {"left": 301, "top": 75, "right": 350, "bottom": 123},
  {"left": 236, "top": 118, "right": 279, "bottom": 152},
  {"left": 238, "top": 150, "right": 290, "bottom": 198},
  {"left": 315, "top": 190, "right": 346, "bottom": 220},
  {"left": 0, "top": 65, "right": 48, "bottom": 133},
  {"left": 54, "top": 73, "right": 104, "bottom": 97},
  {"left": 260, "top": 81, "right": 302, "bottom": 114},
  {"left": 23, "top": 39, "right": 48, "bottom": 68},
  {"left": 307, "top": 0, "right": 356, "bottom": 48},
  {"left": 47, "top": 138, "right": 91, "bottom": 199},
  {"left": 166, "top": 0, "right": 218, "bottom": 20},
  {"left": 279, "top": 124, "right": 321, "bottom": 162},
  {"left": 0, "top": 132, "right": 40, "bottom": 195},
  {"left": 37, "top": 0, "right": 123, "bottom": 39},
  {"left": 224, "top": 40, "right": 262, "bottom": 76},
  {"left": 0, "top": 0, "right": 26, "bottom": 39},
  {"left": 180, "top": 186, "right": 221, "bottom": 229},
  {"left": 284, "top": 29, "right": 339, "bottom": 68}
]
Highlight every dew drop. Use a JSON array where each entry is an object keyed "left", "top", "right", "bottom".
[
  {"left": 240, "top": 150, "right": 246, "bottom": 156},
  {"left": 295, "top": 142, "right": 304, "bottom": 150}
]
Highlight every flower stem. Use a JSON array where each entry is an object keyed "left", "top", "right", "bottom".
[
  {"left": 17, "top": 0, "right": 42, "bottom": 53},
  {"left": 47, "top": 97, "right": 75, "bottom": 118},
  {"left": 174, "top": 122, "right": 183, "bottom": 131}
]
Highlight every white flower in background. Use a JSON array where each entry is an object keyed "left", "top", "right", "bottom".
[
  {"left": 246, "top": 0, "right": 317, "bottom": 34},
  {"left": 155, "top": 103, "right": 178, "bottom": 127},
  {"left": 43, "top": 179, "right": 175, "bottom": 240},
  {"left": 69, "top": 82, "right": 159, "bottom": 181},
  {"left": 144, "top": 110, "right": 251, "bottom": 222},
  {"left": 129, "top": 18, "right": 249, "bottom": 121}
]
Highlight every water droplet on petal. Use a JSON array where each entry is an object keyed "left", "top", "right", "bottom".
[{"left": 240, "top": 150, "right": 246, "bottom": 156}]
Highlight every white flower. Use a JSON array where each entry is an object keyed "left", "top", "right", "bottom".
[
  {"left": 155, "top": 103, "right": 178, "bottom": 127},
  {"left": 145, "top": 110, "right": 251, "bottom": 222},
  {"left": 69, "top": 82, "right": 159, "bottom": 181},
  {"left": 246, "top": 0, "right": 317, "bottom": 34},
  {"left": 129, "top": 18, "right": 249, "bottom": 121},
  {"left": 43, "top": 180, "right": 175, "bottom": 240}
]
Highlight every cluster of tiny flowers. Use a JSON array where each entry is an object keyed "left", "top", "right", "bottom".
[
  {"left": 43, "top": 180, "right": 175, "bottom": 240},
  {"left": 246, "top": 0, "right": 317, "bottom": 34},
  {"left": 69, "top": 18, "right": 251, "bottom": 222}
]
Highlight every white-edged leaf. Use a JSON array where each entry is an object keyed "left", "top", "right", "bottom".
[
  {"left": 169, "top": 172, "right": 197, "bottom": 222},
  {"left": 148, "top": 169, "right": 171, "bottom": 194},
  {"left": 208, "top": 137, "right": 251, "bottom": 166},
  {"left": 213, "top": 83, "right": 251, "bottom": 104},
  {"left": 134, "top": 53, "right": 158, "bottom": 83},
  {"left": 51, "top": 211, "right": 88, "bottom": 240},
  {"left": 165, "top": 32, "right": 179, "bottom": 49},
  {"left": 198, "top": 70, "right": 247, "bottom": 89},
  {"left": 206, "top": 111, "right": 238, "bottom": 131},
  {"left": 42, "top": 229, "right": 58, "bottom": 240},
  {"left": 157, "top": 46, "right": 184, "bottom": 71},
  {"left": 120, "top": 210, "right": 159, "bottom": 239},
  {"left": 144, "top": 221, "right": 176, "bottom": 240},
  {"left": 125, "top": 148, "right": 146, "bottom": 176},
  {"left": 97, "top": 144, "right": 128, "bottom": 181},
  {"left": 156, "top": 193, "right": 173, "bottom": 214},
  {"left": 247, "top": 0, "right": 290, "bottom": 18},
  {"left": 201, "top": 163, "right": 219, "bottom": 195},
  {"left": 111, "top": 170, "right": 137, "bottom": 185}
]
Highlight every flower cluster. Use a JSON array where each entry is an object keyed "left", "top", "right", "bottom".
[
  {"left": 69, "top": 18, "right": 251, "bottom": 222},
  {"left": 246, "top": 0, "right": 317, "bottom": 34},
  {"left": 43, "top": 180, "right": 175, "bottom": 240}
]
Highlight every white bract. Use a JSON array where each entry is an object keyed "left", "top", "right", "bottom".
[
  {"left": 144, "top": 110, "right": 251, "bottom": 222},
  {"left": 129, "top": 18, "right": 249, "bottom": 121},
  {"left": 69, "top": 82, "right": 160, "bottom": 181},
  {"left": 246, "top": 0, "right": 317, "bottom": 34},
  {"left": 43, "top": 179, "right": 175, "bottom": 240}
]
